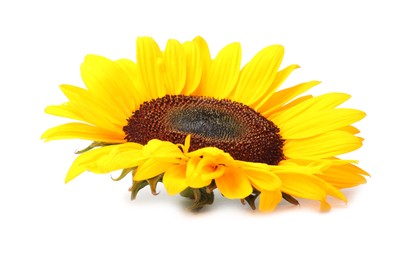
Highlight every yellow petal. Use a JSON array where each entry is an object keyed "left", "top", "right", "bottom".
[
  {"left": 41, "top": 122, "right": 124, "bottom": 143},
  {"left": 204, "top": 165, "right": 226, "bottom": 181},
  {"left": 142, "top": 139, "right": 187, "bottom": 160},
  {"left": 162, "top": 39, "right": 186, "bottom": 94},
  {"left": 187, "top": 146, "right": 233, "bottom": 164},
  {"left": 237, "top": 162, "right": 282, "bottom": 191},
  {"left": 202, "top": 42, "right": 241, "bottom": 98},
  {"left": 187, "top": 155, "right": 226, "bottom": 181},
  {"left": 58, "top": 84, "right": 125, "bottom": 130},
  {"left": 163, "top": 164, "right": 188, "bottom": 195},
  {"left": 258, "top": 81, "right": 320, "bottom": 117},
  {"left": 311, "top": 93, "right": 352, "bottom": 111},
  {"left": 215, "top": 166, "right": 253, "bottom": 199},
  {"left": 277, "top": 172, "right": 346, "bottom": 202},
  {"left": 176, "top": 134, "right": 192, "bottom": 154},
  {"left": 278, "top": 108, "right": 366, "bottom": 139},
  {"left": 80, "top": 55, "right": 137, "bottom": 117},
  {"left": 136, "top": 37, "right": 165, "bottom": 99},
  {"left": 94, "top": 143, "right": 144, "bottom": 172},
  {"left": 251, "top": 64, "right": 300, "bottom": 109},
  {"left": 258, "top": 190, "right": 282, "bottom": 212},
  {"left": 320, "top": 200, "right": 332, "bottom": 211},
  {"left": 270, "top": 93, "right": 351, "bottom": 126},
  {"left": 134, "top": 157, "right": 179, "bottom": 181},
  {"left": 231, "top": 45, "right": 284, "bottom": 105},
  {"left": 275, "top": 95, "right": 315, "bottom": 114},
  {"left": 192, "top": 36, "right": 211, "bottom": 95},
  {"left": 338, "top": 125, "right": 360, "bottom": 135},
  {"left": 317, "top": 163, "right": 368, "bottom": 189},
  {"left": 284, "top": 131, "right": 363, "bottom": 159},
  {"left": 44, "top": 104, "right": 82, "bottom": 121},
  {"left": 247, "top": 169, "right": 282, "bottom": 191},
  {"left": 65, "top": 143, "right": 143, "bottom": 183},
  {"left": 183, "top": 135, "right": 191, "bottom": 153},
  {"left": 129, "top": 139, "right": 188, "bottom": 181},
  {"left": 270, "top": 162, "right": 324, "bottom": 175},
  {"left": 280, "top": 158, "right": 355, "bottom": 172},
  {"left": 181, "top": 41, "right": 202, "bottom": 95},
  {"left": 186, "top": 156, "right": 212, "bottom": 188},
  {"left": 115, "top": 58, "right": 148, "bottom": 108}
]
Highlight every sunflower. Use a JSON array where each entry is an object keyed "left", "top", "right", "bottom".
[{"left": 42, "top": 36, "right": 368, "bottom": 212}]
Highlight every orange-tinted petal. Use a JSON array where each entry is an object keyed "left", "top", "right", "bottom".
[
  {"left": 258, "top": 190, "right": 282, "bottom": 212},
  {"left": 215, "top": 166, "right": 252, "bottom": 199}
]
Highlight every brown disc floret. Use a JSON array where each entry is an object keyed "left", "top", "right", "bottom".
[{"left": 123, "top": 95, "right": 284, "bottom": 165}]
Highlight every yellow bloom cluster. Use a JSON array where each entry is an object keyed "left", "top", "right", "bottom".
[{"left": 42, "top": 36, "right": 368, "bottom": 212}]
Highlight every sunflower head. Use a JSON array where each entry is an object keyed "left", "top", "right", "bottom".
[{"left": 42, "top": 36, "right": 368, "bottom": 212}]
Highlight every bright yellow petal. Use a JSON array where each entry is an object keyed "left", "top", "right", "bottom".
[
  {"left": 237, "top": 162, "right": 282, "bottom": 191},
  {"left": 162, "top": 39, "right": 186, "bottom": 94},
  {"left": 109, "top": 139, "right": 188, "bottom": 181},
  {"left": 206, "top": 165, "right": 227, "bottom": 180},
  {"left": 183, "top": 135, "right": 191, "bottom": 153},
  {"left": 215, "top": 166, "right": 253, "bottom": 199},
  {"left": 284, "top": 130, "right": 363, "bottom": 159},
  {"left": 186, "top": 153, "right": 226, "bottom": 181},
  {"left": 278, "top": 108, "right": 366, "bottom": 139},
  {"left": 65, "top": 143, "right": 143, "bottom": 183},
  {"left": 64, "top": 139, "right": 185, "bottom": 182},
  {"left": 192, "top": 36, "right": 211, "bottom": 95},
  {"left": 320, "top": 200, "right": 332, "bottom": 211},
  {"left": 298, "top": 92, "right": 352, "bottom": 112},
  {"left": 176, "top": 134, "right": 192, "bottom": 154},
  {"left": 181, "top": 41, "right": 202, "bottom": 95},
  {"left": 136, "top": 37, "right": 165, "bottom": 99},
  {"left": 184, "top": 145, "right": 234, "bottom": 187},
  {"left": 251, "top": 64, "right": 300, "bottom": 109},
  {"left": 187, "top": 146, "right": 233, "bottom": 164},
  {"left": 198, "top": 159, "right": 225, "bottom": 180},
  {"left": 186, "top": 156, "right": 212, "bottom": 188},
  {"left": 231, "top": 45, "right": 284, "bottom": 105},
  {"left": 270, "top": 93, "right": 351, "bottom": 125},
  {"left": 115, "top": 58, "right": 148, "bottom": 108},
  {"left": 41, "top": 122, "right": 124, "bottom": 143},
  {"left": 44, "top": 104, "right": 82, "bottom": 121},
  {"left": 80, "top": 55, "right": 137, "bottom": 118},
  {"left": 58, "top": 84, "right": 125, "bottom": 130},
  {"left": 141, "top": 139, "right": 187, "bottom": 160},
  {"left": 93, "top": 143, "right": 144, "bottom": 172},
  {"left": 201, "top": 42, "right": 241, "bottom": 98},
  {"left": 66, "top": 149, "right": 105, "bottom": 183},
  {"left": 247, "top": 169, "right": 282, "bottom": 191},
  {"left": 258, "top": 190, "right": 282, "bottom": 212},
  {"left": 163, "top": 164, "right": 188, "bottom": 195},
  {"left": 271, "top": 95, "right": 315, "bottom": 115},
  {"left": 270, "top": 162, "right": 325, "bottom": 175},
  {"left": 277, "top": 172, "right": 346, "bottom": 202},
  {"left": 280, "top": 158, "right": 356, "bottom": 172},
  {"left": 134, "top": 157, "right": 179, "bottom": 181},
  {"left": 338, "top": 125, "right": 360, "bottom": 135},
  {"left": 317, "top": 163, "right": 368, "bottom": 189},
  {"left": 258, "top": 81, "right": 320, "bottom": 117}
]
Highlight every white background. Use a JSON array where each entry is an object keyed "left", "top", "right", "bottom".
[{"left": 1, "top": 0, "right": 413, "bottom": 259}]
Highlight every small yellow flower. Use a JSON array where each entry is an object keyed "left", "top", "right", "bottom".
[{"left": 42, "top": 36, "right": 368, "bottom": 212}]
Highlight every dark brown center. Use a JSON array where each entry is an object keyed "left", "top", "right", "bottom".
[{"left": 123, "top": 95, "right": 284, "bottom": 165}]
